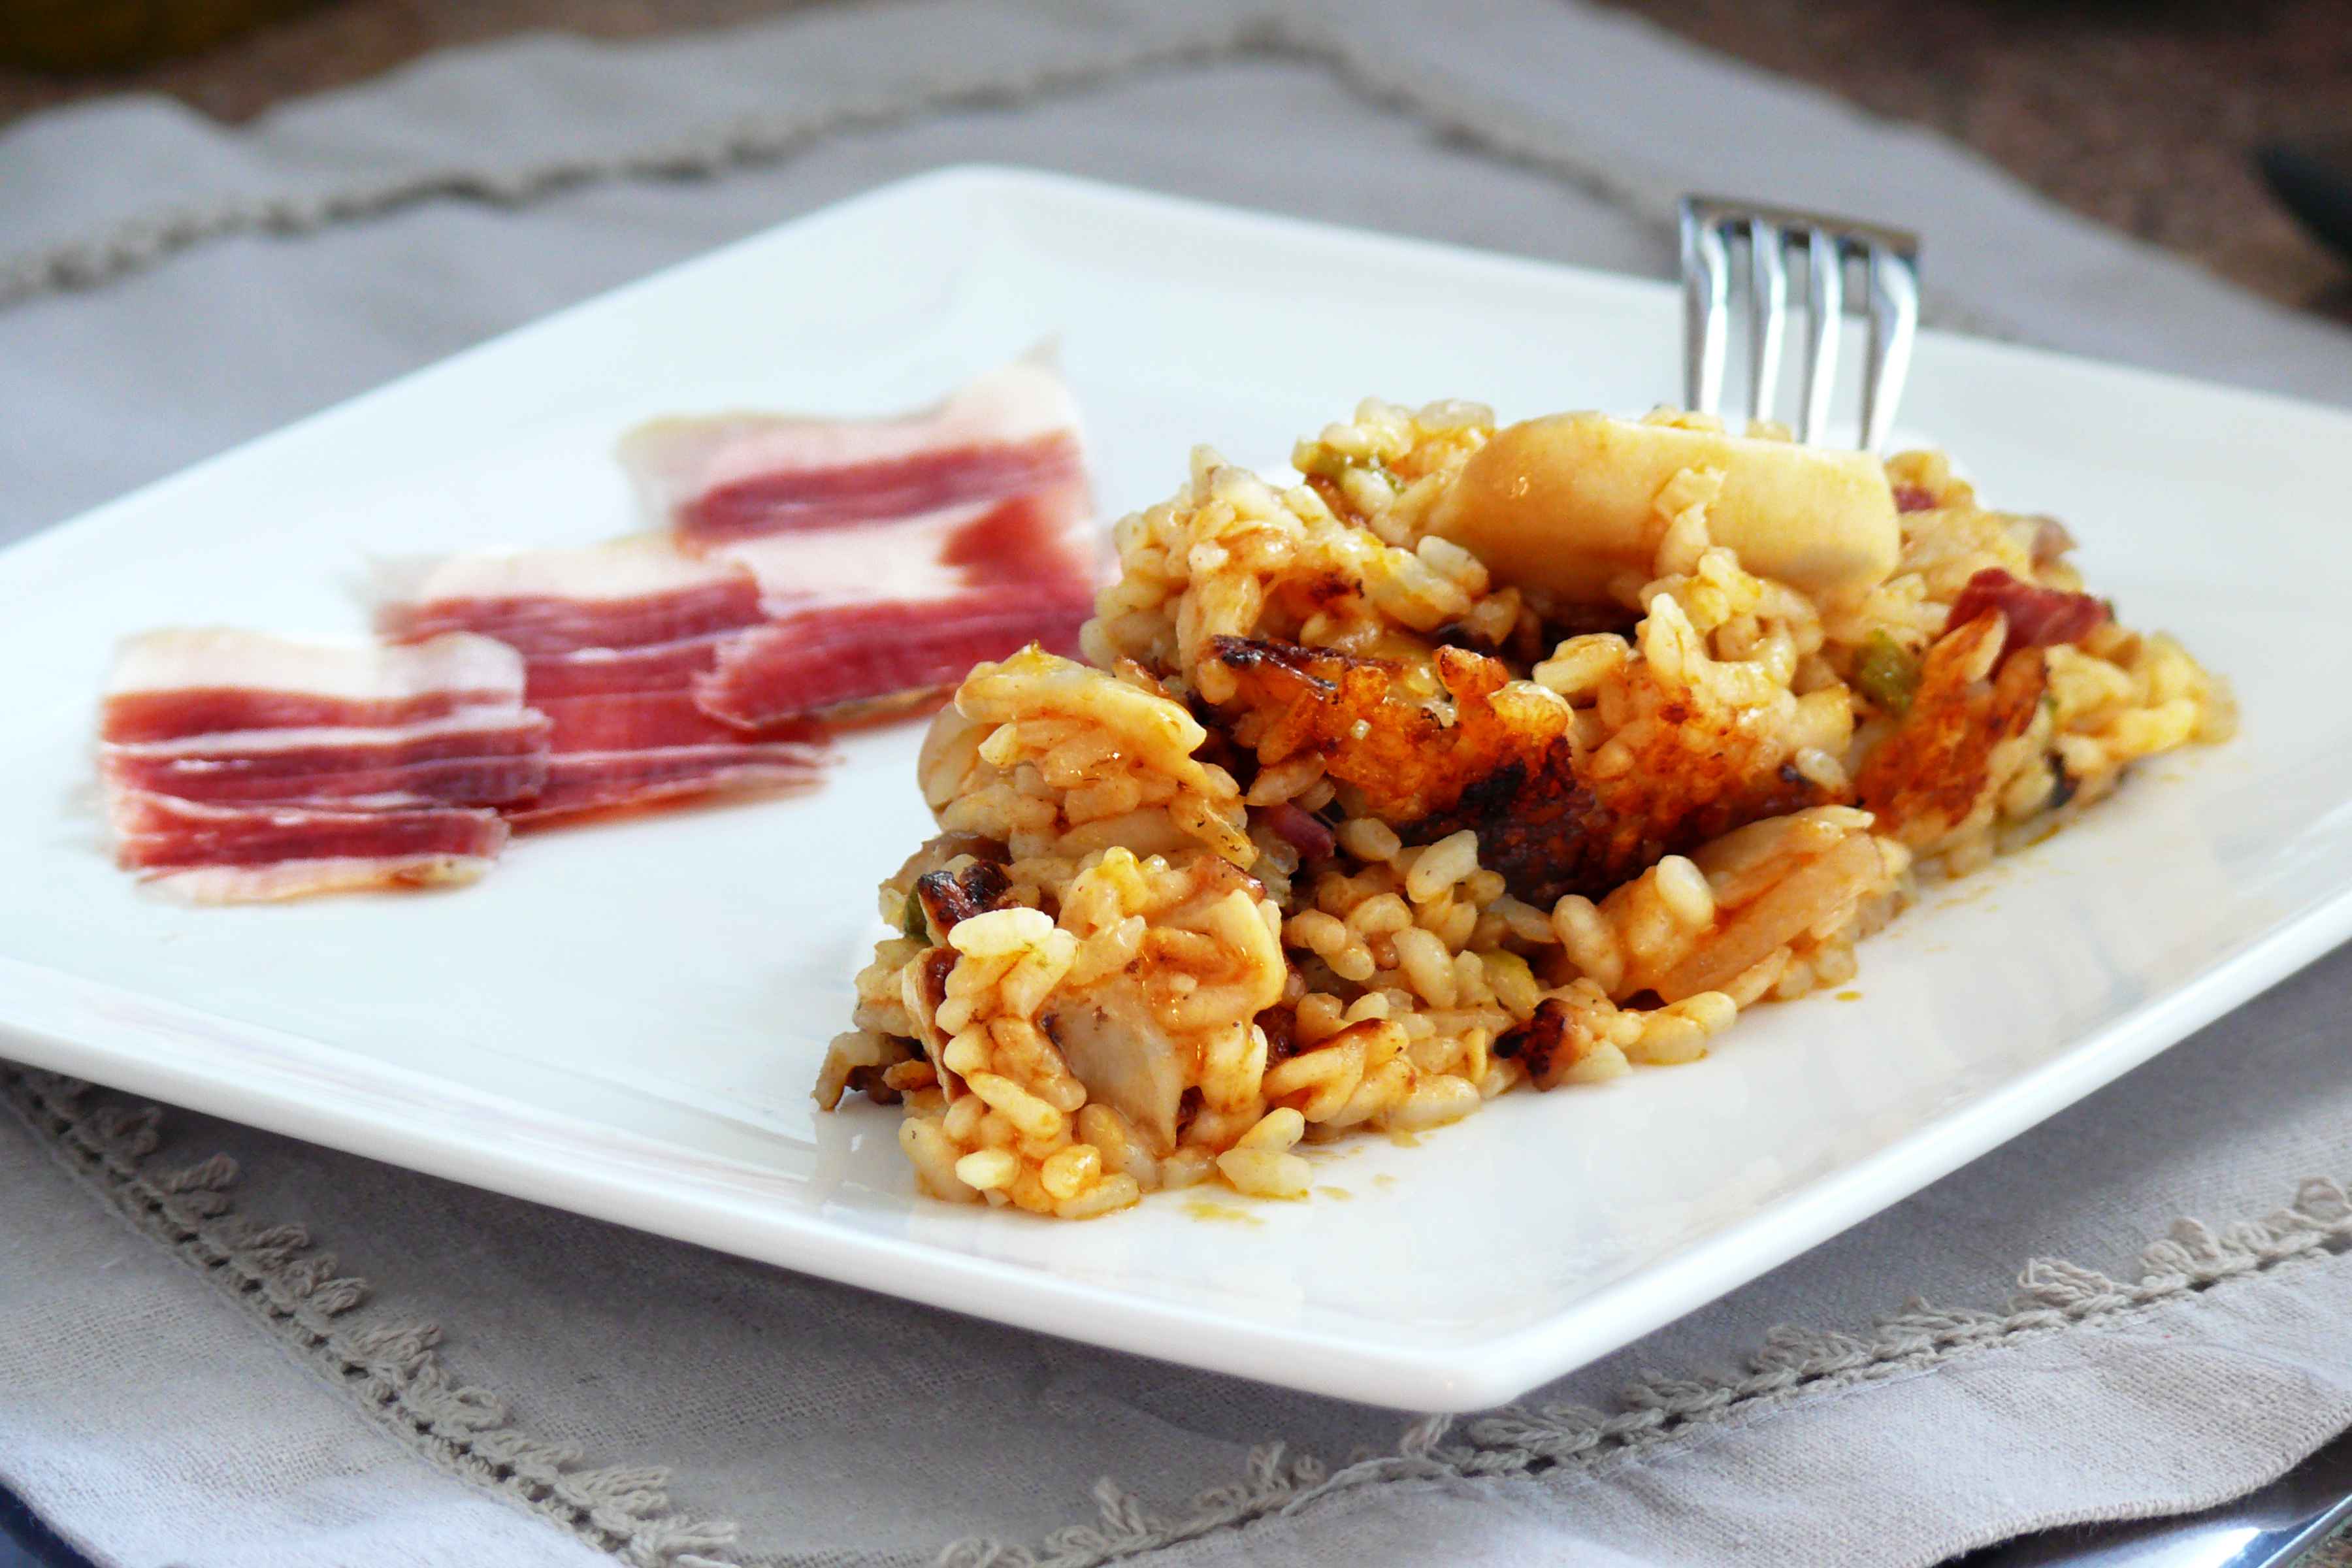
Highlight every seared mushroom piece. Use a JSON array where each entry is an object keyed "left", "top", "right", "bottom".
[
  {"left": 913, "top": 860, "right": 1014, "bottom": 942},
  {"left": 1043, "top": 983, "right": 1192, "bottom": 1155}
]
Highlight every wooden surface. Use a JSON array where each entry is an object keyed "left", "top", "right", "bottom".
[{"left": 2, "top": 0, "right": 2346, "bottom": 319}]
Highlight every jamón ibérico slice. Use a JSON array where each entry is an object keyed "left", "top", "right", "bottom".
[
  {"left": 619, "top": 361, "right": 1103, "bottom": 728},
  {"left": 696, "top": 589, "right": 1094, "bottom": 728},
  {"left": 511, "top": 743, "right": 830, "bottom": 823},
  {"left": 519, "top": 634, "right": 733, "bottom": 700},
  {"left": 1944, "top": 568, "right": 2110, "bottom": 654},
  {"left": 625, "top": 360, "right": 1086, "bottom": 546},
  {"left": 101, "top": 629, "right": 527, "bottom": 743},
  {"left": 375, "top": 538, "right": 836, "bottom": 821},
  {"left": 533, "top": 691, "right": 825, "bottom": 753},
  {"left": 713, "top": 484, "right": 1096, "bottom": 612},
  {"left": 99, "top": 629, "right": 546, "bottom": 811},
  {"left": 110, "top": 792, "right": 509, "bottom": 903},
  {"left": 377, "top": 536, "right": 766, "bottom": 655},
  {"left": 99, "top": 629, "right": 546, "bottom": 900},
  {"left": 103, "top": 715, "right": 551, "bottom": 809}
]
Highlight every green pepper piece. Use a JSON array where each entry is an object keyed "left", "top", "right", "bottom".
[{"left": 1854, "top": 631, "right": 1920, "bottom": 716}]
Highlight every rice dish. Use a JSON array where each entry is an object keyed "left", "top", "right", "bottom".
[{"left": 817, "top": 401, "right": 2231, "bottom": 1219}]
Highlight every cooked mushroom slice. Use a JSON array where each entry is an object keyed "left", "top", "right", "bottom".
[{"left": 1043, "top": 983, "right": 1192, "bottom": 1156}]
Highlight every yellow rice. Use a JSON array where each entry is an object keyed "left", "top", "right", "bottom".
[{"left": 816, "top": 401, "right": 2232, "bottom": 1218}]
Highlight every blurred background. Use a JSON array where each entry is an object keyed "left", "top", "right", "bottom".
[{"left": 1, "top": 0, "right": 2349, "bottom": 321}]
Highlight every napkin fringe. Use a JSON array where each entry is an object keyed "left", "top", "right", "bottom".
[
  {"left": 0, "top": 4, "right": 2005, "bottom": 339},
  {"left": 10, "top": 1064, "right": 2350, "bottom": 1568},
  {"left": 939, "top": 1173, "right": 2352, "bottom": 1567},
  {"left": 0, "top": 10, "right": 1437, "bottom": 308},
  {"left": 0, "top": 10, "right": 1485, "bottom": 310},
  {"left": 0, "top": 1068, "right": 744, "bottom": 1568}
]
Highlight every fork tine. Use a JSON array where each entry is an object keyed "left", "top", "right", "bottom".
[
  {"left": 1746, "top": 220, "right": 1786, "bottom": 430},
  {"left": 1861, "top": 242, "right": 1919, "bottom": 452},
  {"left": 1799, "top": 229, "right": 1843, "bottom": 446},
  {"left": 1680, "top": 195, "right": 1919, "bottom": 446},
  {"left": 1680, "top": 204, "right": 1729, "bottom": 416}
]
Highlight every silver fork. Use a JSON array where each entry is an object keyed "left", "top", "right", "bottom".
[{"left": 1678, "top": 195, "right": 1921, "bottom": 450}]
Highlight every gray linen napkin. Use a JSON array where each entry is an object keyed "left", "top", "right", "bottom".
[{"left": 3, "top": 3, "right": 2349, "bottom": 1565}]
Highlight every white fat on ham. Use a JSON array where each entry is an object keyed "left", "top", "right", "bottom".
[
  {"left": 373, "top": 536, "right": 770, "bottom": 661},
  {"left": 108, "top": 791, "right": 514, "bottom": 902},
  {"left": 98, "top": 628, "right": 546, "bottom": 901},
  {"left": 382, "top": 533, "right": 749, "bottom": 607},
  {"left": 715, "top": 498, "right": 1020, "bottom": 607},
  {"left": 107, "top": 628, "right": 523, "bottom": 704},
  {"left": 106, "top": 710, "right": 545, "bottom": 758},
  {"left": 619, "top": 359, "right": 1083, "bottom": 527}
]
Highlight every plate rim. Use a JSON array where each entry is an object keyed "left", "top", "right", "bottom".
[{"left": 7, "top": 162, "right": 2351, "bottom": 1413}]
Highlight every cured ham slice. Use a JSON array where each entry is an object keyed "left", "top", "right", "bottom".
[
  {"left": 97, "top": 365, "right": 1105, "bottom": 897},
  {"left": 696, "top": 587, "right": 1093, "bottom": 726},
  {"left": 518, "top": 635, "right": 730, "bottom": 701},
  {"left": 376, "top": 534, "right": 766, "bottom": 655},
  {"left": 517, "top": 691, "right": 829, "bottom": 820},
  {"left": 110, "top": 792, "right": 509, "bottom": 904},
  {"left": 103, "top": 629, "right": 529, "bottom": 743},
  {"left": 378, "top": 537, "right": 834, "bottom": 820},
  {"left": 518, "top": 744, "right": 829, "bottom": 823},
  {"left": 625, "top": 360, "right": 1086, "bottom": 547},
  {"left": 1944, "top": 567, "right": 2111, "bottom": 655},
  {"left": 620, "top": 360, "right": 1103, "bottom": 729},
  {"left": 711, "top": 485, "right": 1093, "bottom": 611},
  {"left": 99, "top": 629, "right": 545, "bottom": 900},
  {"left": 100, "top": 629, "right": 547, "bottom": 812},
  {"left": 103, "top": 721, "right": 551, "bottom": 809}
]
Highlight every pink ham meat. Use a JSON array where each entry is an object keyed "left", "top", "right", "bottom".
[
  {"left": 620, "top": 359, "right": 1102, "bottom": 728},
  {"left": 105, "top": 721, "right": 549, "bottom": 808},
  {"left": 517, "top": 691, "right": 828, "bottom": 823},
  {"left": 110, "top": 794, "right": 510, "bottom": 904},
  {"left": 99, "top": 629, "right": 544, "bottom": 901},
  {"left": 629, "top": 359, "right": 1088, "bottom": 547},
  {"left": 698, "top": 588, "right": 1093, "bottom": 725},
  {"left": 380, "top": 533, "right": 768, "bottom": 654},
  {"left": 1943, "top": 568, "right": 2110, "bottom": 656},
  {"left": 378, "top": 536, "right": 832, "bottom": 821}
]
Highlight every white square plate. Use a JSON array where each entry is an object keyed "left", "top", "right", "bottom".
[{"left": 5, "top": 167, "right": 2348, "bottom": 1412}]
